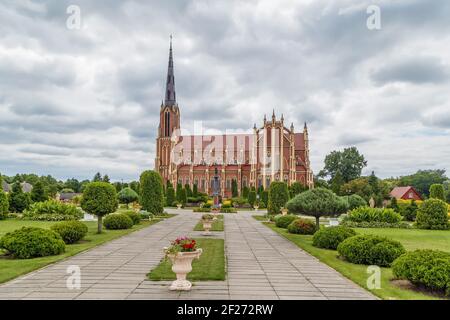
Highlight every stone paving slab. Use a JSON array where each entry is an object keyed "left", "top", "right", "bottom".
[{"left": 0, "top": 209, "right": 376, "bottom": 300}]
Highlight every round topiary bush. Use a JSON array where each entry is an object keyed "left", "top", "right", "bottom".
[
  {"left": 337, "top": 234, "right": 405, "bottom": 267},
  {"left": 274, "top": 214, "right": 297, "bottom": 228},
  {"left": 347, "top": 194, "right": 367, "bottom": 210},
  {"left": 81, "top": 182, "right": 118, "bottom": 233},
  {"left": 0, "top": 227, "right": 65, "bottom": 259},
  {"left": 392, "top": 249, "right": 450, "bottom": 297},
  {"left": 123, "top": 211, "right": 141, "bottom": 225},
  {"left": 103, "top": 214, "right": 133, "bottom": 230},
  {"left": 415, "top": 198, "right": 449, "bottom": 230},
  {"left": 50, "top": 221, "right": 88, "bottom": 244},
  {"left": 287, "top": 218, "right": 316, "bottom": 235},
  {"left": 312, "top": 226, "right": 357, "bottom": 250}
]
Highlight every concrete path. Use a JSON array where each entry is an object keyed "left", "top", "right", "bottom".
[{"left": 0, "top": 210, "right": 375, "bottom": 300}]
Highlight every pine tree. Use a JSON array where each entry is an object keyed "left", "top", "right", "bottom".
[
  {"left": 102, "top": 174, "right": 110, "bottom": 183},
  {"left": 9, "top": 183, "right": 32, "bottom": 213},
  {"left": 231, "top": 179, "right": 238, "bottom": 197},
  {"left": 166, "top": 186, "right": 176, "bottom": 206},
  {"left": 185, "top": 184, "right": 193, "bottom": 197},
  {"left": 31, "top": 181, "right": 47, "bottom": 202},
  {"left": 193, "top": 183, "right": 198, "bottom": 197},
  {"left": 93, "top": 172, "right": 102, "bottom": 182}
]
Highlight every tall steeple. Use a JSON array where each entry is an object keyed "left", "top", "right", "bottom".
[{"left": 165, "top": 35, "right": 176, "bottom": 106}]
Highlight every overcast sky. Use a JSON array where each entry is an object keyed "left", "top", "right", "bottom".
[{"left": 0, "top": 0, "right": 449, "bottom": 182}]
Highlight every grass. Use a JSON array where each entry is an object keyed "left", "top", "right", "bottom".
[
  {"left": 254, "top": 217, "right": 449, "bottom": 300},
  {"left": 148, "top": 238, "right": 225, "bottom": 281},
  {"left": 193, "top": 216, "right": 224, "bottom": 231},
  {"left": 0, "top": 216, "right": 171, "bottom": 284}
]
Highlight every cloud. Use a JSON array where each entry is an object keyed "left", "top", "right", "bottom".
[
  {"left": 0, "top": 0, "right": 449, "bottom": 181},
  {"left": 371, "top": 57, "right": 449, "bottom": 85}
]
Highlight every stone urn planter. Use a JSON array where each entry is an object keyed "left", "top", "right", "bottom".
[
  {"left": 176, "top": 203, "right": 182, "bottom": 210},
  {"left": 281, "top": 208, "right": 288, "bottom": 216},
  {"left": 253, "top": 204, "right": 259, "bottom": 211},
  {"left": 211, "top": 207, "right": 220, "bottom": 220},
  {"left": 166, "top": 249, "right": 203, "bottom": 291},
  {"left": 201, "top": 214, "right": 214, "bottom": 236}
]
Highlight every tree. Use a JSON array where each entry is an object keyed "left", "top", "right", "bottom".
[
  {"left": 289, "top": 182, "right": 307, "bottom": 198},
  {"left": 113, "top": 182, "right": 123, "bottom": 193},
  {"left": 81, "top": 182, "right": 118, "bottom": 233},
  {"left": 184, "top": 184, "right": 193, "bottom": 197},
  {"left": 389, "top": 197, "right": 400, "bottom": 212},
  {"left": 319, "top": 147, "right": 367, "bottom": 183},
  {"left": 346, "top": 194, "right": 367, "bottom": 210},
  {"left": 402, "top": 200, "right": 418, "bottom": 222},
  {"left": 268, "top": 182, "right": 290, "bottom": 215},
  {"left": 231, "top": 179, "right": 238, "bottom": 198},
  {"left": 0, "top": 190, "right": 9, "bottom": 219},
  {"left": 117, "top": 187, "right": 139, "bottom": 208},
  {"left": 399, "top": 169, "right": 447, "bottom": 197},
  {"left": 242, "top": 186, "right": 249, "bottom": 199},
  {"left": 9, "top": 183, "right": 32, "bottom": 213},
  {"left": 416, "top": 198, "right": 449, "bottom": 230},
  {"left": 176, "top": 183, "right": 183, "bottom": 203},
  {"left": 129, "top": 181, "right": 140, "bottom": 194},
  {"left": 140, "top": 170, "right": 164, "bottom": 214},
  {"left": 92, "top": 172, "right": 102, "bottom": 182},
  {"left": 102, "top": 174, "right": 110, "bottom": 183},
  {"left": 287, "top": 188, "right": 349, "bottom": 230},
  {"left": 193, "top": 183, "right": 198, "bottom": 197},
  {"left": 64, "top": 178, "right": 81, "bottom": 193},
  {"left": 368, "top": 171, "right": 380, "bottom": 195},
  {"left": 31, "top": 181, "right": 47, "bottom": 202},
  {"left": 261, "top": 190, "right": 269, "bottom": 207},
  {"left": 166, "top": 186, "right": 176, "bottom": 206},
  {"left": 429, "top": 184, "right": 445, "bottom": 201},
  {"left": 330, "top": 171, "right": 345, "bottom": 195}
]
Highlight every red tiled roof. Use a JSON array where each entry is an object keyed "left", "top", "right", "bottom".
[{"left": 390, "top": 186, "right": 415, "bottom": 199}]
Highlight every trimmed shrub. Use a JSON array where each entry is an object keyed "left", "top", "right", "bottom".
[
  {"left": 220, "top": 207, "right": 237, "bottom": 213},
  {"left": 274, "top": 214, "right": 297, "bottom": 228},
  {"left": 124, "top": 211, "right": 141, "bottom": 225},
  {"left": 341, "top": 221, "right": 411, "bottom": 229},
  {"left": 344, "top": 207, "right": 402, "bottom": 223},
  {"left": 268, "top": 182, "right": 289, "bottom": 215},
  {"left": 287, "top": 218, "right": 316, "bottom": 235},
  {"left": 139, "top": 210, "right": 154, "bottom": 220},
  {"left": 0, "top": 227, "right": 65, "bottom": 259},
  {"left": 286, "top": 188, "right": 349, "bottom": 229},
  {"left": 392, "top": 250, "right": 450, "bottom": 296},
  {"left": 312, "top": 226, "right": 357, "bottom": 250},
  {"left": 50, "top": 221, "right": 88, "bottom": 244},
  {"left": 0, "top": 190, "right": 9, "bottom": 220},
  {"left": 400, "top": 199, "right": 419, "bottom": 222},
  {"left": 194, "top": 207, "right": 211, "bottom": 213},
  {"left": 23, "top": 200, "right": 83, "bottom": 221},
  {"left": 103, "top": 214, "right": 133, "bottom": 230},
  {"left": 81, "top": 182, "right": 118, "bottom": 233},
  {"left": 166, "top": 186, "right": 176, "bottom": 206},
  {"left": 337, "top": 234, "right": 406, "bottom": 267},
  {"left": 140, "top": 170, "right": 164, "bottom": 214},
  {"left": 429, "top": 184, "right": 445, "bottom": 201},
  {"left": 248, "top": 191, "right": 256, "bottom": 206},
  {"left": 117, "top": 187, "right": 139, "bottom": 207},
  {"left": 415, "top": 198, "right": 449, "bottom": 230},
  {"left": 347, "top": 194, "right": 367, "bottom": 210}
]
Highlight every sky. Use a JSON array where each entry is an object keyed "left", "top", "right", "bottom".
[{"left": 0, "top": 0, "right": 449, "bottom": 182}]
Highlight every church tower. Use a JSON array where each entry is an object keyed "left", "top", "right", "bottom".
[{"left": 156, "top": 37, "right": 180, "bottom": 184}]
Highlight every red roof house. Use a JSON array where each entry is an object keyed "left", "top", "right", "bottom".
[{"left": 390, "top": 186, "right": 422, "bottom": 201}]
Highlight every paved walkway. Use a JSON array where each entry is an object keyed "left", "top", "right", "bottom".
[{"left": 0, "top": 210, "right": 375, "bottom": 300}]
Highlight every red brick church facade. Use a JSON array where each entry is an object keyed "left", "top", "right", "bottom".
[{"left": 155, "top": 40, "right": 313, "bottom": 197}]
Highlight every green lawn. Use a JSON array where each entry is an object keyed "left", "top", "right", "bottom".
[
  {"left": 255, "top": 217, "right": 450, "bottom": 300},
  {"left": 0, "top": 217, "right": 168, "bottom": 284},
  {"left": 193, "top": 217, "right": 224, "bottom": 231},
  {"left": 148, "top": 238, "right": 225, "bottom": 281}
]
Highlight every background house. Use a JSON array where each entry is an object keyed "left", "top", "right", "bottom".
[{"left": 390, "top": 186, "right": 422, "bottom": 201}]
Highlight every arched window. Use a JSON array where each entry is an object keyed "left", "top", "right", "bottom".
[
  {"left": 164, "top": 111, "right": 170, "bottom": 137},
  {"left": 243, "top": 176, "right": 248, "bottom": 188}
]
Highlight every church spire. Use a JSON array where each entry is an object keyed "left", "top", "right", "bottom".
[{"left": 164, "top": 35, "right": 176, "bottom": 106}]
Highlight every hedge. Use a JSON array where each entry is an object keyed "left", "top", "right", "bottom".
[
  {"left": 415, "top": 198, "right": 449, "bottom": 230},
  {"left": 103, "top": 214, "right": 133, "bottom": 230},
  {"left": 287, "top": 218, "right": 316, "bottom": 235},
  {"left": 312, "top": 226, "right": 357, "bottom": 250},
  {"left": 50, "top": 221, "right": 88, "bottom": 244}
]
